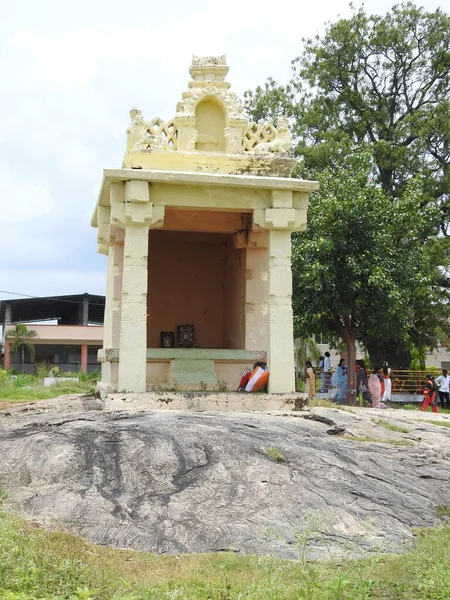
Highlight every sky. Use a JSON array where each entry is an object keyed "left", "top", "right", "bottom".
[{"left": 0, "top": 0, "right": 448, "bottom": 303}]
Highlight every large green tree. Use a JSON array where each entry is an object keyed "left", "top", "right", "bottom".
[
  {"left": 245, "top": 3, "right": 450, "bottom": 225},
  {"left": 244, "top": 2, "right": 450, "bottom": 369},
  {"left": 292, "top": 152, "right": 449, "bottom": 402}
]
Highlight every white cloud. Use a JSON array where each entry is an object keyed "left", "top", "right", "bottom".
[{"left": 0, "top": 170, "right": 56, "bottom": 223}]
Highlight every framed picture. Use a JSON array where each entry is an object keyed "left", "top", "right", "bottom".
[
  {"left": 160, "top": 332, "right": 175, "bottom": 348},
  {"left": 177, "top": 324, "right": 195, "bottom": 348}
]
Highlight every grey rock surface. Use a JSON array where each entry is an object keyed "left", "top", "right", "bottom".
[{"left": 0, "top": 397, "right": 449, "bottom": 559}]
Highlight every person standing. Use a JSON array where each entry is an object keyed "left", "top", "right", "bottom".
[
  {"left": 323, "top": 351, "right": 332, "bottom": 393},
  {"left": 381, "top": 361, "right": 392, "bottom": 405},
  {"left": 369, "top": 367, "right": 387, "bottom": 409},
  {"left": 356, "top": 359, "right": 370, "bottom": 405},
  {"left": 331, "top": 358, "right": 347, "bottom": 402},
  {"left": 435, "top": 369, "right": 450, "bottom": 409},
  {"left": 420, "top": 374, "right": 439, "bottom": 413},
  {"left": 304, "top": 361, "right": 316, "bottom": 402},
  {"left": 319, "top": 355, "right": 325, "bottom": 393}
]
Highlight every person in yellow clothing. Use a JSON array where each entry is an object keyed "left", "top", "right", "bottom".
[{"left": 304, "top": 361, "right": 316, "bottom": 401}]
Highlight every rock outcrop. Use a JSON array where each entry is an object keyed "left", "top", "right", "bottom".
[{"left": 0, "top": 396, "right": 449, "bottom": 559}]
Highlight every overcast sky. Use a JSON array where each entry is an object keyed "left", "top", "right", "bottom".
[{"left": 0, "top": 0, "right": 448, "bottom": 302}]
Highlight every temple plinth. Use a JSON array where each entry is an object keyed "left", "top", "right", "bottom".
[{"left": 91, "top": 55, "right": 319, "bottom": 393}]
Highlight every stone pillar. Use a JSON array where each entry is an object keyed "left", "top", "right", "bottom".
[
  {"left": 81, "top": 344, "right": 88, "bottom": 373},
  {"left": 113, "top": 180, "right": 165, "bottom": 393},
  {"left": 101, "top": 231, "right": 124, "bottom": 389},
  {"left": 82, "top": 296, "right": 89, "bottom": 326},
  {"left": 267, "top": 229, "right": 295, "bottom": 393},
  {"left": 118, "top": 221, "right": 149, "bottom": 392},
  {"left": 233, "top": 231, "right": 269, "bottom": 351},
  {"left": 4, "top": 341, "right": 11, "bottom": 369},
  {"left": 253, "top": 200, "right": 306, "bottom": 394},
  {"left": 4, "top": 303, "right": 11, "bottom": 327}
]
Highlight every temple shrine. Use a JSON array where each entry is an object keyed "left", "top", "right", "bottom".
[{"left": 91, "top": 56, "right": 319, "bottom": 394}]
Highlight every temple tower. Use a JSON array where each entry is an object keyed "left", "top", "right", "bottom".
[{"left": 91, "top": 56, "right": 319, "bottom": 393}]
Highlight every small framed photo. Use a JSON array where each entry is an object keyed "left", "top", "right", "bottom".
[
  {"left": 177, "top": 324, "right": 195, "bottom": 348},
  {"left": 160, "top": 332, "right": 175, "bottom": 348}
]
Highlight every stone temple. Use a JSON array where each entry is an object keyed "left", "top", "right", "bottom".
[{"left": 91, "top": 55, "right": 318, "bottom": 394}]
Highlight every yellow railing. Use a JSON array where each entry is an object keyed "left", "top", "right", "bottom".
[
  {"left": 311, "top": 369, "right": 438, "bottom": 395},
  {"left": 390, "top": 370, "right": 438, "bottom": 395}
]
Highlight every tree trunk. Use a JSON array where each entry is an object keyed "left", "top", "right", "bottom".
[
  {"left": 21, "top": 345, "right": 24, "bottom": 374},
  {"left": 365, "top": 341, "right": 411, "bottom": 369},
  {"left": 344, "top": 330, "right": 357, "bottom": 405}
]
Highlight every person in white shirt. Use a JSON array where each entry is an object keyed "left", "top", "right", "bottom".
[
  {"left": 435, "top": 369, "right": 450, "bottom": 409},
  {"left": 323, "top": 352, "right": 332, "bottom": 393}
]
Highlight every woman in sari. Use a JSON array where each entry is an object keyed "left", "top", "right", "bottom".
[
  {"left": 304, "top": 361, "right": 316, "bottom": 402},
  {"left": 331, "top": 358, "right": 347, "bottom": 402},
  {"left": 369, "top": 367, "right": 387, "bottom": 409}
]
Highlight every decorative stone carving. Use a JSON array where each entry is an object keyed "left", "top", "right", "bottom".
[
  {"left": 192, "top": 55, "right": 227, "bottom": 67},
  {"left": 124, "top": 58, "right": 292, "bottom": 157},
  {"left": 127, "top": 109, "right": 165, "bottom": 151},
  {"left": 253, "top": 117, "right": 292, "bottom": 155}
]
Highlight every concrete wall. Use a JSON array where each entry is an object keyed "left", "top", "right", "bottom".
[{"left": 147, "top": 230, "right": 245, "bottom": 349}]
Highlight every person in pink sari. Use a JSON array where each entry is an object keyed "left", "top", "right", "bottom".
[{"left": 369, "top": 367, "right": 387, "bottom": 409}]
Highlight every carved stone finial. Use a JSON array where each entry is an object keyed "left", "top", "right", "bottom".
[
  {"left": 189, "top": 55, "right": 229, "bottom": 84},
  {"left": 253, "top": 116, "right": 292, "bottom": 155},
  {"left": 126, "top": 108, "right": 165, "bottom": 152}
]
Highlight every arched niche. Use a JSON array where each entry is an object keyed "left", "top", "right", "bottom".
[{"left": 194, "top": 97, "right": 226, "bottom": 152}]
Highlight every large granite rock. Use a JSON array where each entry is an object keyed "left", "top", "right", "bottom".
[{"left": 0, "top": 397, "right": 449, "bottom": 559}]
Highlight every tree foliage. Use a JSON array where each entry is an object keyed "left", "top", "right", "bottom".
[
  {"left": 7, "top": 324, "right": 38, "bottom": 373},
  {"left": 245, "top": 2, "right": 450, "bottom": 231},
  {"left": 292, "top": 152, "right": 449, "bottom": 369}
]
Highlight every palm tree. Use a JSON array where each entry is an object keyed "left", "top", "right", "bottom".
[
  {"left": 7, "top": 323, "right": 38, "bottom": 373},
  {"left": 294, "top": 337, "right": 321, "bottom": 375}
]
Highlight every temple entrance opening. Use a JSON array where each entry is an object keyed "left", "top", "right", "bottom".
[{"left": 147, "top": 219, "right": 246, "bottom": 350}]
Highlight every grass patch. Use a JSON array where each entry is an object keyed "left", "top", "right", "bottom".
[
  {"left": 341, "top": 434, "right": 414, "bottom": 446},
  {"left": 266, "top": 447, "right": 285, "bottom": 462},
  {"left": 308, "top": 398, "right": 336, "bottom": 408},
  {"left": 1, "top": 503, "right": 450, "bottom": 599},
  {"left": 413, "top": 419, "right": 450, "bottom": 428},
  {"left": 371, "top": 418, "right": 412, "bottom": 433},
  {"left": 0, "top": 371, "right": 96, "bottom": 404},
  {"left": 437, "top": 505, "right": 450, "bottom": 518}
]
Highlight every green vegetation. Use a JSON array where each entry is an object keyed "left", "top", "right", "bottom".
[
  {"left": 245, "top": 3, "right": 450, "bottom": 370},
  {"left": 0, "top": 500, "right": 450, "bottom": 599},
  {"left": 436, "top": 505, "right": 450, "bottom": 518},
  {"left": 308, "top": 398, "right": 336, "bottom": 409},
  {"left": 0, "top": 370, "right": 100, "bottom": 404},
  {"left": 266, "top": 447, "right": 285, "bottom": 462},
  {"left": 414, "top": 419, "right": 450, "bottom": 428},
  {"left": 341, "top": 435, "right": 414, "bottom": 446},
  {"left": 6, "top": 324, "right": 37, "bottom": 373},
  {"left": 371, "top": 419, "right": 412, "bottom": 434}
]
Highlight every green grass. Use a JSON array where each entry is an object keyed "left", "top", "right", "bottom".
[
  {"left": 341, "top": 434, "right": 414, "bottom": 446},
  {"left": 0, "top": 372, "right": 97, "bottom": 404},
  {"left": 266, "top": 447, "right": 285, "bottom": 462},
  {"left": 413, "top": 419, "right": 450, "bottom": 428},
  {"left": 308, "top": 398, "right": 336, "bottom": 408},
  {"left": 436, "top": 505, "right": 450, "bottom": 518},
  {"left": 0, "top": 501, "right": 450, "bottom": 599},
  {"left": 371, "top": 418, "right": 412, "bottom": 433}
]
